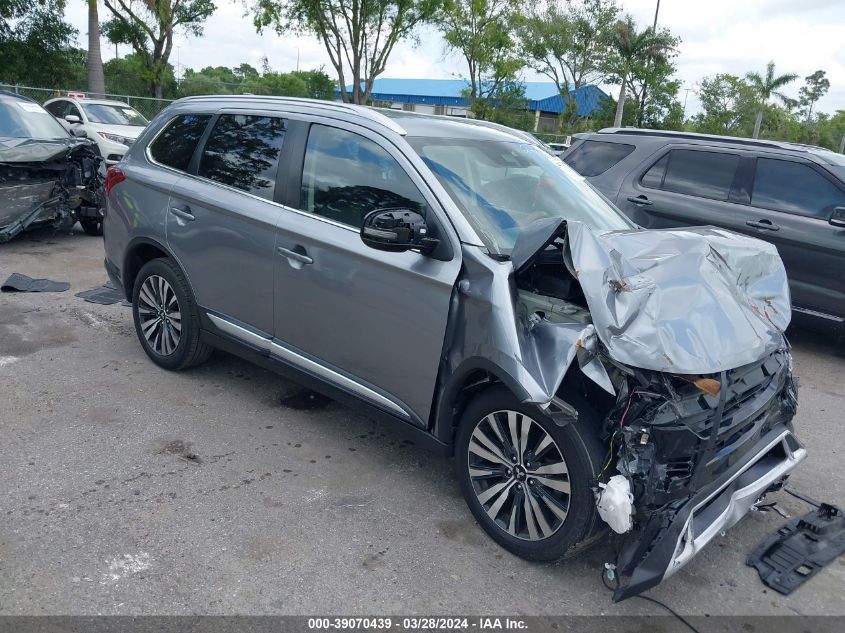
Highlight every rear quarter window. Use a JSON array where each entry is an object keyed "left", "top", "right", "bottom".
[
  {"left": 148, "top": 113, "right": 211, "bottom": 172},
  {"left": 563, "top": 140, "right": 635, "bottom": 176}
]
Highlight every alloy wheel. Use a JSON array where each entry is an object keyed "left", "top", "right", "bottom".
[
  {"left": 467, "top": 410, "right": 571, "bottom": 541},
  {"left": 137, "top": 274, "right": 181, "bottom": 355}
]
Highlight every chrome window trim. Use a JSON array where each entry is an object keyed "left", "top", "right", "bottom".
[{"left": 207, "top": 312, "right": 411, "bottom": 420}]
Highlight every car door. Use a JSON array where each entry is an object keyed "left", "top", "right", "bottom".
[
  {"left": 45, "top": 99, "right": 74, "bottom": 130},
  {"left": 166, "top": 111, "right": 287, "bottom": 335},
  {"left": 732, "top": 154, "right": 845, "bottom": 319},
  {"left": 272, "top": 119, "right": 462, "bottom": 426},
  {"left": 616, "top": 146, "right": 747, "bottom": 232}
]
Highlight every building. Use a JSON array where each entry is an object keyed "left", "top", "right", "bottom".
[{"left": 338, "top": 78, "right": 608, "bottom": 132}]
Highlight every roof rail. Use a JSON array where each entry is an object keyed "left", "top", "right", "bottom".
[
  {"left": 175, "top": 95, "right": 407, "bottom": 135},
  {"left": 595, "top": 127, "right": 805, "bottom": 152}
]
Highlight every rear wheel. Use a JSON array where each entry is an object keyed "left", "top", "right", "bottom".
[
  {"left": 455, "top": 386, "right": 605, "bottom": 561},
  {"left": 132, "top": 258, "right": 212, "bottom": 370}
]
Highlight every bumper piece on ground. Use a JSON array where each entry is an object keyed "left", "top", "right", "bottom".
[{"left": 747, "top": 502, "right": 845, "bottom": 595}]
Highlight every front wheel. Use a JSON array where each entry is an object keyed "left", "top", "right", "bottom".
[{"left": 455, "top": 386, "right": 606, "bottom": 561}]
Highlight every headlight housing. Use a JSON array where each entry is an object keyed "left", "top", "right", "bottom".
[{"left": 98, "top": 132, "right": 133, "bottom": 146}]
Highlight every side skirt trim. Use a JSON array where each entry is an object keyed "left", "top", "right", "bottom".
[{"left": 206, "top": 311, "right": 412, "bottom": 422}]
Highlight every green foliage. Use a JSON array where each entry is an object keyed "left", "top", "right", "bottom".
[
  {"left": 689, "top": 73, "right": 757, "bottom": 136},
  {"left": 798, "top": 70, "right": 830, "bottom": 122},
  {"left": 518, "top": 0, "right": 619, "bottom": 126},
  {"left": 437, "top": 0, "right": 521, "bottom": 101},
  {"left": 462, "top": 80, "right": 533, "bottom": 130},
  {"left": 178, "top": 63, "right": 334, "bottom": 100},
  {"left": 251, "top": 0, "right": 443, "bottom": 104},
  {"left": 102, "top": 0, "right": 216, "bottom": 98},
  {"left": 104, "top": 52, "right": 178, "bottom": 98},
  {"left": 603, "top": 15, "right": 677, "bottom": 128},
  {"left": 0, "top": 0, "right": 82, "bottom": 88}
]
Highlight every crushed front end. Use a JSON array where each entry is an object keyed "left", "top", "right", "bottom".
[
  {"left": 0, "top": 138, "right": 103, "bottom": 242},
  {"left": 505, "top": 219, "right": 805, "bottom": 600},
  {"left": 596, "top": 345, "right": 804, "bottom": 601}
]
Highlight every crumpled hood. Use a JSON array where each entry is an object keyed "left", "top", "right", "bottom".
[
  {"left": 0, "top": 136, "right": 94, "bottom": 163},
  {"left": 562, "top": 221, "right": 791, "bottom": 374}
]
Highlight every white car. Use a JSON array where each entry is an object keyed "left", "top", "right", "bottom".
[{"left": 43, "top": 96, "right": 149, "bottom": 165}]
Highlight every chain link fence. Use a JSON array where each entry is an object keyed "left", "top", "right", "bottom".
[{"left": 0, "top": 84, "right": 174, "bottom": 121}]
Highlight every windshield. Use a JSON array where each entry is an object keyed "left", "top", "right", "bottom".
[
  {"left": 0, "top": 100, "right": 69, "bottom": 140},
  {"left": 81, "top": 103, "right": 148, "bottom": 126},
  {"left": 407, "top": 137, "right": 634, "bottom": 254}
]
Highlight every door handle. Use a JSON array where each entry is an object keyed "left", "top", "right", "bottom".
[
  {"left": 626, "top": 195, "right": 653, "bottom": 206},
  {"left": 277, "top": 246, "right": 313, "bottom": 266},
  {"left": 746, "top": 219, "right": 780, "bottom": 231},
  {"left": 169, "top": 204, "right": 194, "bottom": 222}
]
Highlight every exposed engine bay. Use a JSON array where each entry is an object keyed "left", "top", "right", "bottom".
[
  {"left": 510, "top": 219, "right": 803, "bottom": 601},
  {"left": 0, "top": 138, "right": 104, "bottom": 242}
]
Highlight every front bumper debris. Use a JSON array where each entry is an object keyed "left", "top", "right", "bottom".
[{"left": 613, "top": 428, "right": 805, "bottom": 601}]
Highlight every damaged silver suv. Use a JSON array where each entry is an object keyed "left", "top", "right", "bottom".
[{"left": 103, "top": 96, "right": 805, "bottom": 600}]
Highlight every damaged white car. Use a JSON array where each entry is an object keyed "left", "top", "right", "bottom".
[
  {"left": 0, "top": 91, "right": 104, "bottom": 242},
  {"left": 102, "top": 98, "right": 804, "bottom": 601}
]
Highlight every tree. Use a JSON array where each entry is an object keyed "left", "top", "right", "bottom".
[
  {"left": 105, "top": 51, "right": 177, "bottom": 97},
  {"left": 690, "top": 73, "right": 757, "bottom": 136},
  {"left": 518, "top": 0, "right": 619, "bottom": 127},
  {"left": 619, "top": 28, "right": 680, "bottom": 129},
  {"left": 744, "top": 61, "right": 798, "bottom": 139},
  {"left": 798, "top": 70, "right": 830, "bottom": 122},
  {"left": 0, "top": 1, "right": 82, "bottom": 88},
  {"left": 251, "top": 0, "right": 442, "bottom": 105},
  {"left": 87, "top": 0, "right": 106, "bottom": 96},
  {"left": 604, "top": 15, "right": 675, "bottom": 128},
  {"left": 102, "top": 0, "right": 217, "bottom": 98},
  {"left": 436, "top": 0, "right": 521, "bottom": 104}
]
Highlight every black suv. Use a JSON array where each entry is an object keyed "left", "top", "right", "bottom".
[{"left": 564, "top": 129, "right": 845, "bottom": 324}]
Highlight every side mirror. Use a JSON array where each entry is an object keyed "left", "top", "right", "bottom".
[
  {"left": 361, "top": 208, "right": 439, "bottom": 255},
  {"left": 70, "top": 127, "right": 87, "bottom": 138},
  {"left": 64, "top": 115, "right": 81, "bottom": 125},
  {"left": 830, "top": 206, "right": 845, "bottom": 229}
]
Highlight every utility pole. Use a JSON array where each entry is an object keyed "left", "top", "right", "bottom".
[
  {"left": 296, "top": 47, "right": 300, "bottom": 73},
  {"left": 839, "top": 133, "right": 845, "bottom": 154},
  {"left": 638, "top": 0, "right": 662, "bottom": 127}
]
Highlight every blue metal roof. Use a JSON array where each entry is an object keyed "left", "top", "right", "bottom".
[{"left": 339, "top": 78, "right": 607, "bottom": 115}]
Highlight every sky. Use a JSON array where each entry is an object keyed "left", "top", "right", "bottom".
[{"left": 66, "top": 0, "right": 845, "bottom": 116}]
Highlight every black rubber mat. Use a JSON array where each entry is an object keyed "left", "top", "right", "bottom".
[
  {"left": 1, "top": 272, "right": 70, "bottom": 292},
  {"left": 75, "top": 282, "right": 128, "bottom": 305}
]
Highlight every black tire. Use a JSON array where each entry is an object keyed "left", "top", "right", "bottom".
[
  {"left": 132, "top": 258, "right": 212, "bottom": 370},
  {"left": 79, "top": 217, "right": 103, "bottom": 236},
  {"left": 455, "top": 385, "right": 606, "bottom": 561}
]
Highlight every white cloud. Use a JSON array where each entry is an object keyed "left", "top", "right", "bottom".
[{"left": 66, "top": 0, "right": 844, "bottom": 115}]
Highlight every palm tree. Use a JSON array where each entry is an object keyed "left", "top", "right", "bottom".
[
  {"left": 745, "top": 61, "right": 797, "bottom": 138},
  {"left": 87, "top": 0, "right": 106, "bottom": 97},
  {"left": 607, "top": 16, "right": 674, "bottom": 128}
]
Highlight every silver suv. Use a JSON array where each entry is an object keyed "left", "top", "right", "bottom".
[{"left": 102, "top": 96, "right": 805, "bottom": 601}]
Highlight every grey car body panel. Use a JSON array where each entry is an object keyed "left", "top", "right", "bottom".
[{"left": 569, "top": 130, "right": 845, "bottom": 321}]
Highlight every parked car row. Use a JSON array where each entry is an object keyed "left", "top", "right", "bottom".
[{"left": 101, "top": 96, "right": 804, "bottom": 601}]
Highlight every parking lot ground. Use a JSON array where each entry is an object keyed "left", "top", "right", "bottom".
[{"left": 1, "top": 228, "right": 844, "bottom": 616}]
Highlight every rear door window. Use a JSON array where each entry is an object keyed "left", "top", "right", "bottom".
[
  {"left": 563, "top": 140, "right": 635, "bottom": 176},
  {"left": 641, "top": 149, "right": 739, "bottom": 201},
  {"left": 751, "top": 158, "right": 845, "bottom": 219},
  {"left": 299, "top": 124, "right": 427, "bottom": 228},
  {"left": 149, "top": 113, "right": 211, "bottom": 172},
  {"left": 197, "top": 114, "right": 287, "bottom": 200}
]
